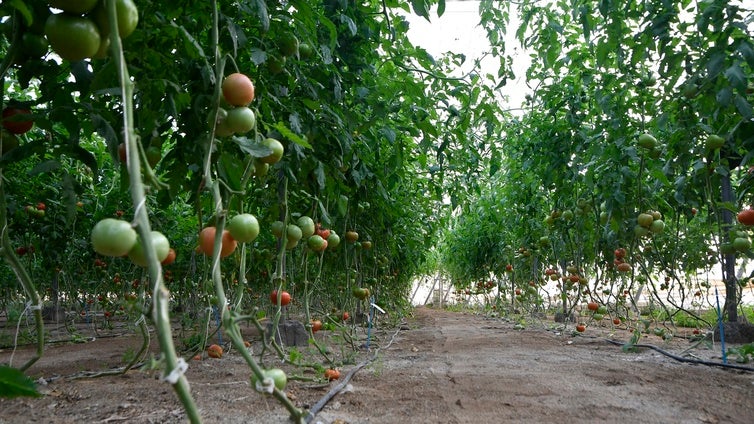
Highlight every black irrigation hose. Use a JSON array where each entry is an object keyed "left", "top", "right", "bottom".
[{"left": 603, "top": 338, "right": 754, "bottom": 372}]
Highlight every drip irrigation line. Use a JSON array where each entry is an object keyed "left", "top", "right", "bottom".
[
  {"left": 305, "top": 322, "right": 404, "bottom": 423},
  {"left": 603, "top": 338, "right": 754, "bottom": 372}
]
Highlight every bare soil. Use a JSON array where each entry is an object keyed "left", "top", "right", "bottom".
[{"left": 2, "top": 306, "right": 754, "bottom": 423}]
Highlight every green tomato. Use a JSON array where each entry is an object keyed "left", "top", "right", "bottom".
[
  {"left": 48, "top": 0, "right": 100, "bottom": 14},
  {"left": 227, "top": 214, "right": 260, "bottom": 243},
  {"left": 44, "top": 13, "right": 101, "bottom": 61},
  {"left": 251, "top": 368, "right": 287, "bottom": 392},
  {"left": 145, "top": 146, "right": 161, "bottom": 167},
  {"left": 278, "top": 32, "right": 299, "bottom": 56},
  {"left": 706, "top": 134, "right": 725, "bottom": 150},
  {"left": 307, "top": 234, "right": 327, "bottom": 251},
  {"left": 297, "top": 216, "right": 315, "bottom": 238},
  {"left": 252, "top": 158, "right": 269, "bottom": 177},
  {"left": 733, "top": 237, "right": 752, "bottom": 252},
  {"left": 224, "top": 106, "right": 255, "bottom": 134},
  {"left": 298, "top": 42, "right": 314, "bottom": 59},
  {"left": 22, "top": 33, "right": 49, "bottom": 58},
  {"left": 270, "top": 220, "right": 285, "bottom": 238},
  {"left": 286, "top": 224, "right": 302, "bottom": 243},
  {"left": 649, "top": 219, "right": 665, "bottom": 234},
  {"left": 91, "top": 218, "right": 137, "bottom": 257},
  {"left": 637, "top": 133, "right": 657, "bottom": 149},
  {"left": 327, "top": 232, "right": 340, "bottom": 249},
  {"left": 0, "top": 130, "right": 20, "bottom": 156},
  {"left": 267, "top": 55, "right": 286, "bottom": 75},
  {"left": 93, "top": 0, "right": 139, "bottom": 39},
  {"left": 128, "top": 231, "right": 170, "bottom": 267},
  {"left": 260, "top": 138, "right": 284, "bottom": 164},
  {"left": 634, "top": 224, "right": 650, "bottom": 238}
]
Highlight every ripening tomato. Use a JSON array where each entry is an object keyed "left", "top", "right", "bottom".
[
  {"left": 307, "top": 235, "right": 328, "bottom": 252},
  {"left": 161, "top": 248, "right": 176, "bottom": 265},
  {"left": 737, "top": 209, "right": 754, "bottom": 226},
  {"left": 207, "top": 344, "right": 223, "bottom": 359},
  {"left": 311, "top": 320, "right": 323, "bottom": 333},
  {"left": 324, "top": 368, "right": 340, "bottom": 381},
  {"left": 198, "top": 226, "right": 237, "bottom": 257},
  {"left": 222, "top": 73, "right": 255, "bottom": 106},
  {"left": 270, "top": 290, "right": 291, "bottom": 306}
]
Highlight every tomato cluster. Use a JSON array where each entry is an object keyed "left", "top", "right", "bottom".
[{"left": 43, "top": 0, "right": 138, "bottom": 61}]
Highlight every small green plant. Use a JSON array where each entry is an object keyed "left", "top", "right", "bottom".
[{"left": 727, "top": 343, "right": 754, "bottom": 364}]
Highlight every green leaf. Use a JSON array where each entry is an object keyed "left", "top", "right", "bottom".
[
  {"left": 337, "top": 195, "right": 349, "bottom": 217},
  {"left": 437, "top": 0, "right": 446, "bottom": 17},
  {"left": 733, "top": 94, "right": 753, "bottom": 120},
  {"left": 8, "top": 0, "right": 32, "bottom": 26},
  {"left": 724, "top": 63, "right": 746, "bottom": 91},
  {"left": 235, "top": 136, "right": 272, "bottom": 157},
  {"left": 340, "top": 14, "right": 357, "bottom": 37},
  {"left": 252, "top": 0, "right": 270, "bottom": 33},
  {"left": 218, "top": 152, "right": 244, "bottom": 191},
  {"left": 0, "top": 366, "right": 41, "bottom": 399},
  {"left": 411, "top": 0, "right": 430, "bottom": 21},
  {"left": 314, "top": 161, "right": 326, "bottom": 191},
  {"left": 29, "top": 160, "right": 61, "bottom": 176},
  {"left": 271, "top": 122, "right": 312, "bottom": 149}
]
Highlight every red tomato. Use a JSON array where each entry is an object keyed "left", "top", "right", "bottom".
[
  {"left": 2, "top": 107, "right": 33, "bottom": 134},
  {"left": 270, "top": 290, "right": 291, "bottom": 306}
]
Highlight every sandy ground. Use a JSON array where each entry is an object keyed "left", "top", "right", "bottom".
[{"left": 2, "top": 306, "right": 754, "bottom": 423}]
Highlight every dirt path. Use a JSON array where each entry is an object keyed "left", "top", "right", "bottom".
[{"left": 2, "top": 307, "right": 754, "bottom": 423}]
